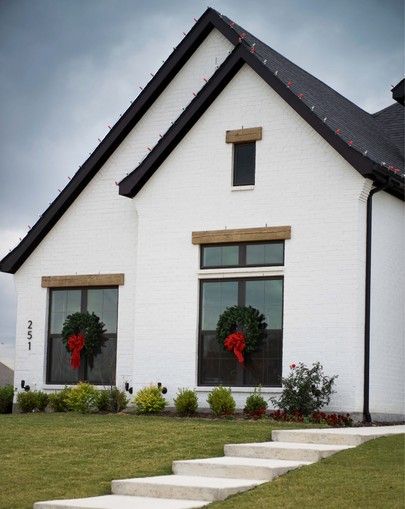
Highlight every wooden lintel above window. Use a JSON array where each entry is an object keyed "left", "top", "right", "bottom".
[
  {"left": 192, "top": 226, "right": 291, "bottom": 245},
  {"left": 225, "top": 127, "right": 262, "bottom": 144},
  {"left": 41, "top": 273, "right": 125, "bottom": 288}
]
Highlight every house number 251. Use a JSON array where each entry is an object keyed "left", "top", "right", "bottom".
[{"left": 27, "top": 320, "right": 32, "bottom": 351}]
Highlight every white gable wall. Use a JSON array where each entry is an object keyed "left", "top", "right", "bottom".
[
  {"left": 370, "top": 191, "right": 404, "bottom": 418},
  {"left": 133, "top": 64, "right": 373, "bottom": 413},
  {"left": 11, "top": 35, "right": 403, "bottom": 417},
  {"left": 12, "top": 29, "right": 233, "bottom": 393}
]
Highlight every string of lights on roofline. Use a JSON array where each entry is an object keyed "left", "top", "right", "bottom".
[{"left": 8, "top": 13, "right": 404, "bottom": 252}]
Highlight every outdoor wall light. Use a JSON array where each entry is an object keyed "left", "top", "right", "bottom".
[
  {"left": 124, "top": 382, "right": 133, "bottom": 394},
  {"left": 21, "top": 380, "right": 25, "bottom": 389},
  {"left": 157, "top": 382, "right": 167, "bottom": 394}
]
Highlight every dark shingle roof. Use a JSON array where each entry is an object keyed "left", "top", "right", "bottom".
[
  {"left": 373, "top": 103, "right": 404, "bottom": 156},
  {"left": 0, "top": 8, "right": 403, "bottom": 274},
  {"left": 220, "top": 12, "right": 404, "bottom": 176}
]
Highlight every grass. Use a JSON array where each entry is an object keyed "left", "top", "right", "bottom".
[
  {"left": 211, "top": 434, "right": 405, "bottom": 509},
  {"left": 0, "top": 414, "right": 403, "bottom": 509},
  {"left": 0, "top": 413, "right": 312, "bottom": 509}
]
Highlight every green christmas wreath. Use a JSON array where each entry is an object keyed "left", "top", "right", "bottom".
[
  {"left": 62, "top": 312, "right": 107, "bottom": 369},
  {"left": 216, "top": 305, "right": 267, "bottom": 362}
]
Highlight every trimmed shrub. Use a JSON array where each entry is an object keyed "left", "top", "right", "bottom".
[
  {"left": 134, "top": 385, "right": 166, "bottom": 414},
  {"left": 35, "top": 391, "right": 49, "bottom": 412},
  {"left": 66, "top": 382, "right": 99, "bottom": 413},
  {"left": 244, "top": 387, "right": 268, "bottom": 419},
  {"left": 17, "top": 391, "right": 49, "bottom": 413},
  {"left": 97, "top": 388, "right": 128, "bottom": 413},
  {"left": 271, "top": 362, "right": 337, "bottom": 416},
  {"left": 207, "top": 386, "right": 235, "bottom": 417},
  {"left": 174, "top": 388, "right": 198, "bottom": 417},
  {"left": 48, "top": 387, "right": 72, "bottom": 412},
  {"left": 0, "top": 385, "right": 14, "bottom": 414}
]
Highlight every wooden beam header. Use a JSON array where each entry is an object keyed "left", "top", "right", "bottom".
[
  {"left": 225, "top": 127, "right": 262, "bottom": 144},
  {"left": 192, "top": 226, "right": 291, "bottom": 245},
  {"left": 41, "top": 273, "right": 125, "bottom": 288}
]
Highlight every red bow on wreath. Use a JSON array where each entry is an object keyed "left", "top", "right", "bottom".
[
  {"left": 67, "top": 334, "right": 85, "bottom": 369},
  {"left": 224, "top": 332, "right": 246, "bottom": 364}
]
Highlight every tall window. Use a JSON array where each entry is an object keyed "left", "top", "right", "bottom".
[
  {"left": 47, "top": 287, "right": 118, "bottom": 384},
  {"left": 198, "top": 277, "right": 283, "bottom": 387},
  {"left": 233, "top": 142, "right": 256, "bottom": 186}
]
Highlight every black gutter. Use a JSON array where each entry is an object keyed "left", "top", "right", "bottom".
[{"left": 363, "top": 182, "right": 386, "bottom": 423}]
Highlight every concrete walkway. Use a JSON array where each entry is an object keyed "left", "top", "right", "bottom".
[{"left": 34, "top": 425, "right": 405, "bottom": 509}]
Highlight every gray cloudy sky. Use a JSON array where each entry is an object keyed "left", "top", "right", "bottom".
[{"left": 0, "top": 0, "right": 403, "bottom": 368}]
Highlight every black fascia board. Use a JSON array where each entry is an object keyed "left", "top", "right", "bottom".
[
  {"left": 0, "top": 8, "right": 238, "bottom": 274},
  {"left": 119, "top": 44, "right": 404, "bottom": 200}
]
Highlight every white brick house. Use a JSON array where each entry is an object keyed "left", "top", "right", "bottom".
[{"left": 1, "top": 9, "right": 403, "bottom": 420}]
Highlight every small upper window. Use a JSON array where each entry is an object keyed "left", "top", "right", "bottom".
[
  {"left": 233, "top": 142, "right": 255, "bottom": 186},
  {"left": 201, "top": 241, "right": 284, "bottom": 269}
]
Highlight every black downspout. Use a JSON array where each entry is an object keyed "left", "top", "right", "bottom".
[{"left": 363, "top": 183, "right": 384, "bottom": 423}]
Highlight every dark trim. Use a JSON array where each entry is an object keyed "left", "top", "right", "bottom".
[
  {"left": 1, "top": 7, "right": 403, "bottom": 274},
  {"left": 0, "top": 8, "right": 237, "bottom": 274},
  {"left": 200, "top": 240, "right": 285, "bottom": 269},
  {"left": 197, "top": 275, "right": 284, "bottom": 387},
  {"left": 363, "top": 184, "right": 385, "bottom": 423},
  {"left": 46, "top": 286, "right": 118, "bottom": 385},
  {"left": 119, "top": 43, "right": 404, "bottom": 199}
]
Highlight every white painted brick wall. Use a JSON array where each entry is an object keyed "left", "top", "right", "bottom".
[
  {"left": 11, "top": 35, "right": 404, "bottom": 417},
  {"left": 13, "top": 29, "right": 233, "bottom": 394},
  {"left": 133, "top": 64, "right": 372, "bottom": 413},
  {"left": 369, "top": 191, "right": 404, "bottom": 417}
]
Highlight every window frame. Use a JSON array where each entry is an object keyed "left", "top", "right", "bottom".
[
  {"left": 200, "top": 240, "right": 285, "bottom": 270},
  {"left": 197, "top": 275, "right": 284, "bottom": 388},
  {"left": 46, "top": 285, "right": 118, "bottom": 385},
  {"left": 232, "top": 141, "right": 256, "bottom": 187}
]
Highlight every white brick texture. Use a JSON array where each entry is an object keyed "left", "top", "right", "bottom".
[{"left": 11, "top": 38, "right": 404, "bottom": 417}]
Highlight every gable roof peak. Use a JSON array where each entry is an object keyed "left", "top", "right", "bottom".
[{"left": 1, "top": 8, "right": 403, "bottom": 274}]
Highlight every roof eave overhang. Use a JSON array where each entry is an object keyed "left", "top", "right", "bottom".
[
  {"left": 118, "top": 44, "right": 405, "bottom": 200},
  {"left": 0, "top": 8, "right": 238, "bottom": 274}
]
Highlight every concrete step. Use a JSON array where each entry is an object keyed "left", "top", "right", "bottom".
[
  {"left": 224, "top": 441, "right": 353, "bottom": 462},
  {"left": 34, "top": 494, "right": 209, "bottom": 509},
  {"left": 271, "top": 425, "right": 405, "bottom": 446},
  {"left": 172, "top": 456, "right": 310, "bottom": 480},
  {"left": 112, "top": 474, "right": 266, "bottom": 502}
]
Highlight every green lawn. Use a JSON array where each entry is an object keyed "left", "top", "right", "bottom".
[
  {"left": 0, "top": 413, "right": 403, "bottom": 509},
  {"left": 212, "top": 433, "right": 405, "bottom": 509}
]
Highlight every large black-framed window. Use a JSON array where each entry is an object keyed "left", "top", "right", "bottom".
[
  {"left": 198, "top": 276, "right": 283, "bottom": 387},
  {"left": 46, "top": 287, "right": 118, "bottom": 385},
  {"left": 233, "top": 142, "right": 256, "bottom": 186},
  {"left": 201, "top": 241, "right": 284, "bottom": 269}
]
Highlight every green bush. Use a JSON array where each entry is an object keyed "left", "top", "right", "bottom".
[
  {"left": 0, "top": 385, "right": 14, "bottom": 414},
  {"left": 244, "top": 387, "right": 268, "bottom": 419},
  {"left": 134, "top": 385, "right": 166, "bottom": 414},
  {"left": 174, "top": 388, "right": 198, "bottom": 416},
  {"left": 97, "top": 388, "right": 128, "bottom": 413},
  {"left": 48, "top": 387, "right": 72, "bottom": 412},
  {"left": 270, "top": 362, "right": 337, "bottom": 416},
  {"left": 207, "top": 386, "right": 235, "bottom": 417},
  {"left": 35, "top": 391, "right": 49, "bottom": 411},
  {"left": 17, "top": 391, "right": 49, "bottom": 413},
  {"left": 66, "top": 382, "right": 99, "bottom": 413}
]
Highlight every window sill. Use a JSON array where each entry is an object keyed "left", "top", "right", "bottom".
[
  {"left": 198, "top": 266, "right": 284, "bottom": 278},
  {"left": 42, "top": 384, "right": 114, "bottom": 390},
  {"left": 231, "top": 185, "right": 255, "bottom": 191},
  {"left": 195, "top": 386, "right": 282, "bottom": 393}
]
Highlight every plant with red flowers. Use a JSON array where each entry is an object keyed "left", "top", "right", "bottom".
[
  {"left": 216, "top": 306, "right": 266, "bottom": 364},
  {"left": 62, "top": 312, "right": 106, "bottom": 370},
  {"left": 270, "top": 361, "right": 338, "bottom": 416}
]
